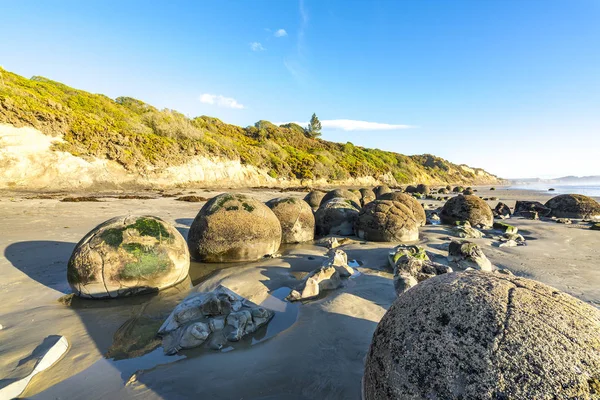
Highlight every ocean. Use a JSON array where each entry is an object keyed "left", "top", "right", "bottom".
[{"left": 508, "top": 184, "right": 600, "bottom": 198}]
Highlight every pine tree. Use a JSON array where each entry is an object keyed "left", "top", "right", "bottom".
[{"left": 305, "top": 113, "right": 322, "bottom": 138}]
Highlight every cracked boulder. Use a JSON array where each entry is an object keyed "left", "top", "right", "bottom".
[
  {"left": 545, "top": 194, "right": 600, "bottom": 220},
  {"left": 319, "top": 189, "right": 361, "bottom": 209},
  {"left": 514, "top": 200, "right": 551, "bottom": 217},
  {"left": 187, "top": 193, "right": 282, "bottom": 262},
  {"left": 493, "top": 202, "right": 512, "bottom": 219},
  {"left": 266, "top": 197, "right": 315, "bottom": 244},
  {"left": 373, "top": 184, "right": 392, "bottom": 199},
  {"left": 315, "top": 198, "right": 360, "bottom": 236},
  {"left": 389, "top": 245, "right": 452, "bottom": 295},
  {"left": 158, "top": 286, "right": 274, "bottom": 354},
  {"left": 67, "top": 215, "right": 190, "bottom": 298},
  {"left": 378, "top": 192, "right": 426, "bottom": 227},
  {"left": 286, "top": 266, "right": 342, "bottom": 301},
  {"left": 440, "top": 195, "right": 494, "bottom": 227},
  {"left": 364, "top": 271, "right": 600, "bottom": 400},
  {"left": 354, "top": 200, "right": 420, "bottom": 242},
  {"left": 448, "top": 240, "right": 492, "bottom": 271}
]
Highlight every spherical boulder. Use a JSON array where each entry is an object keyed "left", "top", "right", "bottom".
[
  {"left": 303, "top": 190, "right": 326, "bottom": 211},
  {"left": 415, "top": 183, "right": 429, "bottom": 195},
  {"left": 364, "top": 271, "right": 600, "bottom": 399},
  {"left": 266, "top": 197, "right": 315, "bottom": 244},
  {"left": 440, "top": 195, "right": 493, "bottom": 227},
  {"left": 359, "top": 188, "right": 376, "bottom": 207},
  {"left": 379, "top": 192, "right": 427, "bottom": 226},
  {"left": 373, "top": 185, "right": 392, "bottom": 199},
  {"left": 187, "top": 193, "right": 282, "bottom": 262},
  {"left": 319, "top": 189, "right": 361, "bottom": 209},
  {"left": 68, "top": 215, "right": 190, "bottom": 298},
  {"left": 545, "top": 194, "right": 600, "bottom": 220},
  {"left": 315, "top": 198, "right": 360, "bottom": 236},
  {"left": 354, "top": 200, "right": 419, "bottom": 242}
]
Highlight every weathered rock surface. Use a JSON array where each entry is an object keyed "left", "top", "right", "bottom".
[
  {"left": 303, "top": 190, "right": 326, "bottom": 211},
  {"left": 425, "top": 210, "right": 441, "bottom": 225},
  {"left": 266, "top": 197, "right": 315, "bottom": 244},
  {"left": 440, "top": 195, "right": 494, "bottom": 227},
  {"left": 187, "top": 193, "right": 282, "bottom": 262},
  {"left": 315, "top": 198, "right": 360, "bottom": 236},
  {"left": 493, "top": 221, "right": 518, "bottom": 234},
  {"left": 514, "top": 200, "right": 551, "bottom": 217},
  {"left": 354, "top": 200, "right": 419, "bottom": 242},
  {"left": 389, "top": 245, "right": 451, "bottom": 295},
  {"left": 451, "top": 221, "right": 483, "bottom": 238},
  {"left": 415, "top": 184, "right": 429, "bottom": 195},
  {"left": 378, "top": 192, "right": 426, "bottom": 226},
  {"left": 68, "top": 215, "right": 190, "bottom": 298},
  {"left": 545, "top": 194, "right": 600, "bottom": 220},
  {"left": 158, "top": 286, "right": 274, "bottom": 354},
  {"left": 364, "top": 271, "right": 600, "bottom": 400},
  {"left": 448, "top": 240, "right": 492, "bottom": 271},
  {"left": 493, "top": 202, "right": 512, "bottom": 219},
  {"left": 373, "top": 185, "right": 392, "bottom": 199},
  {"left": 359, "top": 188, "right": 376, "bottom": 206},
  {"left": 319, "top": 189, "right": 361, "bottom": 209}
]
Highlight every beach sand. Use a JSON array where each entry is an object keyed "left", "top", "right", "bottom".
[{"left": 0, "top": 187, "right": 598, "bottom": 399}]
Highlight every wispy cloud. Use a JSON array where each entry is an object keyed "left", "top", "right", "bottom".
[
  {"left": 249, "top": 42, "right": 265, "bottom": 51},
  {"left": 199, "top": 94, "right": 245, "bottom": 109},
  {"left": 284, "top": 0, "right": 309, "bottom": 83},
  {"left": 275, "top": 119, "right": 416, "bottom": 131},
  {"left": 274, "top": 28, "right": 287, "bottom": 37}
]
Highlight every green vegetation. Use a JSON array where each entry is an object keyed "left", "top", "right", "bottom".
[
  {"left": 305, "top": 113, "right": 322, "bottom": 138},
  {"left": 0, "top": 67, "right": 501, "bottom": 184},
  {"left": 120, "top": 243, "right": 170, "bottom": 279}
]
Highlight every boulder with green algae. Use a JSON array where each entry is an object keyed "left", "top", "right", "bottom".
[
  {"left": 303, "top": 190, "right": 326, "bottom": 211},
  {"left": 187, "top": 193, "right": 282, "bottom": 262},
  {"left": 452, "top": 221, "right": 483, "bottom": 238},
  {"left": 266, "top": 197, "right": 315, "bottom": 244},
  {"left": 315, "top": 197, "right": 360, "bottom": 236},
  {"left": 389, "top": 245, "right": 452, "bottom": 294},
  {"left": 68, "top": 215, "right": 190, "bottom": 298},
  {"left": 440, "top": 195, "right": 494, "bottom": 227},
  {"left": 319, "top": 189, "right": 361, "bottom": 209},
  {"left": 545, "top": 194, "right": 600, "bottom": 220},
  {"left": 379, "top": 192, "right": 426, "bottom": 226},
  {"left": 493, "top": 221, "right": 518, "bottom": 234},
  {"left": 354, "top": 200, "right": 419, "bottom": 242},
  {"left": 364, "top": 271, "right": 600, "bottom": 400},
  {"left": 448, "top": 240, "right": 492, "bottom": 271},
  {"left": 591, "top": 223, "right": 600, "bottom": 231}
]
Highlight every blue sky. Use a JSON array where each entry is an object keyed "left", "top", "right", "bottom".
[{"left": 1, "top": 0, "right": 599, "bottom": 178}]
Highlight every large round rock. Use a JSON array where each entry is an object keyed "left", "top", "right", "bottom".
[
  {"left": 68, "top": 215, "right": 190, "bottom": 298},
  {"left": 379, "top": 192, "right": 427, "bottom": 226},
  {"left": 266, "top": 197, "right": 315, "bottom": 243},
  {"left": 303, "top": 190, "right": 326, "bottom": 211},
  {"left": 319, "top": 189, "right": 361, "bottom": 209},
  {"left": 545, "top": 194, "right": 600, "bottom": 220},
  {"left": 364, "top": 271, "right": 600, "bottom": 399},
  {"left": 373, "top": 185, "right": 392, "bottom": 199},
  {"left": 315, "top": 198, "right": 360, "bottom": 236},
  {"left": 187, "top": 193, "right": 282, "bottom": 262},
  {"left": 440, "top": 194, "right": 493, "bottom": 227},
  {"left": 359, "top": 188, "right": 376, "bottom": 206},
  {"left": 354, "top": 200, "right": 419, "bottom": 242}
]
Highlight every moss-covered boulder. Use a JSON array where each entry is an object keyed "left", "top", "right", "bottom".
[
  {"left": 359, "top": 188, "right": 376, "bottom": 207},
  {"left": 440, "top": 195, "right": 493, "bottom": 227},
  {"left": 68, "top": 215, "right": 190, "bottom": 298},
  {"left": 315, "top": 198, "right": 360, "bottom": 236},
  {"left": 373, "top": 185, "right": 392, "bottom": 199},
  {"left": 319, "top": 189, "right": 361, "bottom": 209},
  {"left": 545, "top": 194, "right": 600, "bottom": 220},
  {"left": 364, "top": 271, "right": 600, "bottom": 400},
  {"left": 266, "top": 197, "right": 315, "bottom": 244},
  {"left": 187, "top": 193, "right": 282, "bottom": 262},
  {"left": 453, "top": 186, "right": 464, "bottom": 193},
  {"left": 379, "top": 192, "right": 427, "bottom": 227},
  {"left": 303, "top": 190, "right": 326, "bottom": 211},
  {"left": 354, "top": 200, "right": 419, "bottom": 242}
]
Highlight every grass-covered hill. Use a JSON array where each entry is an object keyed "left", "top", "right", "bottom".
[{"left": 0, "top": 67, "right": 501, "bottom": 185}]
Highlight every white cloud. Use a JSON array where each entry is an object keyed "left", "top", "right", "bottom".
[
  {"left": 199, "top": 94, "right": 245, "bottom": 109},
  {"left": 274, "top": 29, "right": 287, "bottom": 37},
  {"left": 249, "top": 42, "right": 265, "bottom": 51},
  {"left": 275, "top": 119, "right": 415, "bottom": 131}
]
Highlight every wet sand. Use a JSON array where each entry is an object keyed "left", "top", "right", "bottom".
[{"left": 0, "top": 187, "right": 599, "bottom": 399}]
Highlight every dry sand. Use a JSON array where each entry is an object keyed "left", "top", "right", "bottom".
[{"left": 0, "top": 186, "right": 598, "bottom": 399}]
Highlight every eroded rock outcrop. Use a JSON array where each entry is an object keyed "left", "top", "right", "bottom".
[
  {"left": 447, "top": 240, "right": 492, "bottom": 271},
  {"left": 388, "top": 245, "right": 451, "bottom": 295}
]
